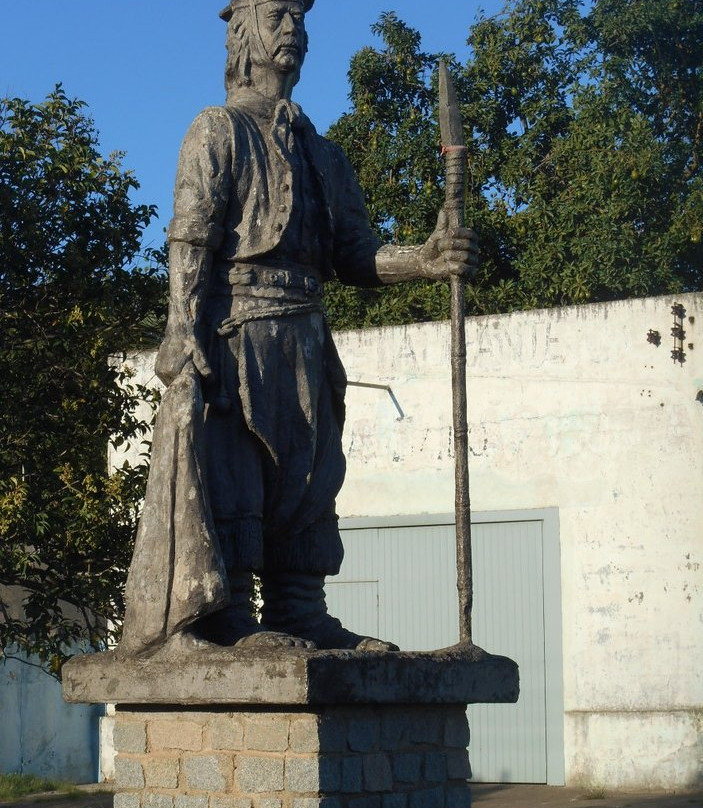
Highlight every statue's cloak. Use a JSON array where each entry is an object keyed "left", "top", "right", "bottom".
[{"left": 119, "top": 366, "right": 228, "bottom": 655}]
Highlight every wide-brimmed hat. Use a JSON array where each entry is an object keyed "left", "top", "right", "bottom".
[{"left": 220, "top": 0, "right": 314, "bottom": 22}]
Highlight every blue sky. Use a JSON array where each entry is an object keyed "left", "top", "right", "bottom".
[{"left": 1, "top": 1, "right": 504, "bottom": 251}]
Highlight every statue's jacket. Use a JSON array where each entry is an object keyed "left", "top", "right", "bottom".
[
  {"left": 168, "top": 100, "right": 380, "bottom": 283},
  {"left": 120, "top": 101, "right": 380, "bottom": 654}
]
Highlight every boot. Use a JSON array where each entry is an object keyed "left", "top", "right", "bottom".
[
  {"left": 190, "top": 571, "right": 260, "bottom": 645},
  {"left": 261, "top": 573, "right": 399, "bottom": 651},
  {"left": 191, "top": 572, "right": 316, "bottom": 650}
]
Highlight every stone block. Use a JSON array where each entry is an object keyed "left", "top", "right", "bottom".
[
  {"left": 317, "top": 715, "right": 348, "bottom": 753},
  {"left": 446, "top": 748, "right": 471, "bottom": 780},
  {"left": 285, "top": 756, "right": 319, "bottom": 793},
  {"left": 257, "top": 800, "right": 282, "bottom": 808},
  {"left": 210, "top": 798, "right": 252, "bottom": 808},
  {"left": 348, "top": 797, "right": 381, "bottom": 808},
  {"left": 380, "top": 713, "right": 408, "bottom": 750},
  {"left": 409, "top": 786, "right": 444, "bottom": 808},
  {"left": 144, "top": 795, "right": 174, "bottom": 808},
  {"left": 115, "top": 757, "right": 145, "bottom": 789},
  {"left": 150, "top": 719, "right": 203, "bottom": 752},
  {"left": 209, "top": 716, "right": 245, "bottom": 751},
  {"left": 285, "top": 755, "right": 340, "bottom": 793},
  {"left": 340, "top": 756, "right": 363, "bottom": 793},
  {"left": 408, "top": 712, "right": 442, "bottom": 746},
  {"left": 423, "top": 751, "right": 447, "bottom": 784},
  {"left": 291, "top": 799, "right": 342, "bottom": 808},
  {"left": 243, "top": 715, "right": 289, "bottom": 752},
  {"left": 174, "top": 796, "right": 208, "bottom": 808},
  {"left": 362, "top": 754, "right": 393, "bottom": 792},
  {"left": 144, "top": 756, "right": 179, "bottom": 789},
  {"left": 289, "top": 716, "right": 320, "bottom": 753},
  {"left": 392, "top": 753, "right": 422, "bottom": 785},
  {"left": 382, "top": 795, "right": 408, "bottom": 808},
  {"left": 444, "top": 712, "right": 470, "bottom": 749},
  {"left": 446, "top": 785, "right": 472, "bottom": 808},
  {"left": 114, "top": 721, "right": 147, "bottom": 754},
  {"left": 114, "top": 793, "right": 141, "bottom": 808},
  {"left": 235, "top": 755, "right": 284, "bottom": 793},
  {"left": 183, "top": 754, "right": 232, "bottom": 792},
  {"left": 348, "top": 716, "right": 379, "bottom": 753}
]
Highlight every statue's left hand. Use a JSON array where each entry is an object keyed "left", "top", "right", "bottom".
[{"left": 420, "top": 208, "right": 479, "bottom": 281}]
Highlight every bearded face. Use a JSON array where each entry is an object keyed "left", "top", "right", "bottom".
[
  {"left": 224, "top": 0, "right": 308, "bottom": 92},
  {"left": 253, "top": 1, "right": 307, "bottom": 75}
]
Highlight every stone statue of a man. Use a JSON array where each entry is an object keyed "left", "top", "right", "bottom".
[{"left": 118, "top": 0, "right": 478, "bottom": 656}]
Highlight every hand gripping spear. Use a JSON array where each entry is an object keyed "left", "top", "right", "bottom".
[{"left": 439, "top": 61, "right": 474, "bottom": 647}]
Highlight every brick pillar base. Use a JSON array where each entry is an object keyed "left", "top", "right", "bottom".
[{"left": 113, "top": 704, "right": 472, "bottom": 808}]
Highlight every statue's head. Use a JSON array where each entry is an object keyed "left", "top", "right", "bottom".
[{"left": 220, "top": 0, "right": 314, "bottom": 94}]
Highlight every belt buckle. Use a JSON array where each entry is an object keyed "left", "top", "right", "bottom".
[{"left": 266, "top": 270, "right": 285, "bottom": 288}]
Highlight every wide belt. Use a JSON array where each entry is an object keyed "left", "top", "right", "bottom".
[{"left": 224, "top": 263, "right": 323, "bottom": 298}]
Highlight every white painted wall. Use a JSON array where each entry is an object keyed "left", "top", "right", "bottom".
[
  {"left": 114, "top": 292, "right": 702, "bottom": 789},
  {"left": 333, "top": 292, "right": 703, "bottom": 790}
]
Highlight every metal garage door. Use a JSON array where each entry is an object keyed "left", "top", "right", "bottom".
[{"left": 327, "top": 509, "right": 564, "bottom": 785}]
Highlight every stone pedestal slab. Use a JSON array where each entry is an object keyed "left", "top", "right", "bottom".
[
  {"left": 64, "top": 646, "right": 518, "bottom": 807},
  {"left": 62, "top": 645, "right": 518, "bottom": 707}
]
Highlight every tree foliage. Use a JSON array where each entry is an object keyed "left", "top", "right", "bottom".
[
  {"left": 0, "top": 87, "right": 166, "bottom": 677},
  {"left": 325, "top": 0, "right": 703, "bottom": 327}
]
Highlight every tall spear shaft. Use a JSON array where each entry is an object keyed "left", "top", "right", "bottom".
[{"left": 439, "top": 61, "right": 473, "bottom": 645}]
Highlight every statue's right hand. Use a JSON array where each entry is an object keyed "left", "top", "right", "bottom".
[{"left": 155, "top": 325, "right": 213, "bottom": 386}]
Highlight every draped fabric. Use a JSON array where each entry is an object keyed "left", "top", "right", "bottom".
[{"left": 120, "top": 366, "right": 229, "bottom": 656}]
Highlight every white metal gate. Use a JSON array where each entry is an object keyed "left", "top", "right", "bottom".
[{"left": 328, "top": 510, "right": 564, "bottom": 785}]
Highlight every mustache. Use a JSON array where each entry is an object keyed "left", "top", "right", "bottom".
[{"left": 275, "top": 40, "right": 300, "bottom": 53}]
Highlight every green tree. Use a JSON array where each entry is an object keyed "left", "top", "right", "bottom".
[
  {"left": 0, "top": 87, "right": 166, "bottom": 677},
  {"left": 325, "top": 0, "right": 703, "bottom": 327}
]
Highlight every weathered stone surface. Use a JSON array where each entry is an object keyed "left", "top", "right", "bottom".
[
  {"left": 114, "top": 721, "right": 147, "bottom": 754},
  {"left": 289, "top": 716, "right": 321, "bottom": 753},
  {"left": 235, "top": 755, "right": 285, "bottom": 793},
  {"left": 408, "top": 786, "right": 444, "bottom": 808},
  {"left": 285, "top": 756, "right": 320, "bottom": 793},
  {"left": 174, "top": 796, "right": 208, "bottom": 808},
  {"left": 444, "top": 712, "right": 470, "bottom": 748},
  {"left": 105, "top": 704, "right": 477, "bottom": 808},
  {"left": 208, "top": 716, "right": 245, "bottom": 751},
  {"left": 408, "top": 712, "right": 442, "bottom": 746},
  {"left": 446, "top": 785, "right": 472, "bottom": 808},
  {"left": 446, "top": 748, "right": 472, "bottom": 780},
  {"left": 382, "top": 795, "right": 408, "bottom": 808},
  {"left": 362, "top": 754, "right": 393, "bottom": 792},
  {"left": 210, "top": 798, "right": 252, "bottom": 808},
  {"left": 62, "top": 645, "right": 519, "bottom": 706},
  {"left": 243, "top": 715, "right": 289, "bottom": 752},
  {"left": 143, "top": 756, "right": 179, "bottom": 789},
  {"left": 114, "top": 793, "right": 141, "bottom": 808},
  {"left": 423, "top": 751, "right": 447, "bottom": 783},
  {"left": 348, "top": 797, "right": 381, "bottom": 808},
  {"left": 340, "top": 756, "right": 363, "bottom": 793},
  {"left": 143, "top": 795, "right": 174, "bottom": 808},
  {"left": 115, "top": 757, "right": 145, "bottom": 789},
  {"left": 150, "top": 719, "right": 203, "bottom": 752},
  {"left": 348, "top": 717, "right": 379, "bottom": 753},
  {"left": 392, "top": 753, "right": 422, "bottom": 785},
  {"left": 183, "top": 754, "right": 232, "bottom": 792}
]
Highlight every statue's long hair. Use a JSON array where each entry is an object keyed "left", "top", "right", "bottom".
[{"left": 225, "top": 7, "right": 253, "bottom": 93}]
